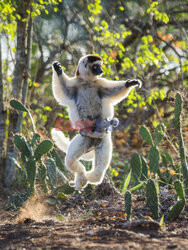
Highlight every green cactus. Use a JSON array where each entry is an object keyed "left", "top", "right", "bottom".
[
  {"left": 167, "top": 199, "right": 185, "bottom": 221},
  {"left": 141, "top": 156, "right": 148, "bottom": 180},
  {"left": 130, "top": 152, "right": 142, "bottom": 182},
  {"left": 174, "top": 93, "right": 188, "bottom": 196},
  {"left": 174, "top": 93, "right": 182, "bottom": 130},
  {"left": 139, "top": 125, "right": 154, "bottom": 146},
  {"left": 14, "top": 134, "right": 32, "bottom": 158},
  {"left": 34, "top": 140, "right": 53, "bottom": 161},
  {"left": 46, "top": 158, "right": 57, "bottom": 188},
  {"left": 10, "top": 99, "right": 36, "bottom": 132},
  {"left": 31, "top": 133, "right": 41, "bottom": 146},
  {"left": 38, "top": 164, "right": 48, "bottom": 193},
  {"left": 154, "top": 123, "right": 165, "bottom": 146},
  {"left": 149, "top": 146, "right": 160, "bottom": 174},
  {"left": 124, "top": 191, "right": 132, "bottom": 221},
  {"left": 51, "top": 148, "right": 68, "bottom": 173},
  {"left": 146, "top": 179, "right": 159, "bottom": 219},
  {"left": 26, "top": 157, "right": 36, "bottom": 196},
  {"left": 10, "top": 99, "right": 28, "bottom": 112},
  {"left": 174, "top": 180, "right": 185, "bottom": 200}
]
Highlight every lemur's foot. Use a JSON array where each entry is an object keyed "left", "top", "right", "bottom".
[
  {"left": 52, "top": 61, "right": 62, "bottom": 76},
  {"left": 125, "top": 79, "right": 142, "bottom": 88},
  {"left": 85, "top": 170, "right": 104, "bottom": 184},
  {"left": 69, "top": 173, "right": 88, "bottom": 192}
]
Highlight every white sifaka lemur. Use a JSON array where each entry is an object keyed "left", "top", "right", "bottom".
[{"left": 51, "top": 54, "right": 142, "bottom": 191}]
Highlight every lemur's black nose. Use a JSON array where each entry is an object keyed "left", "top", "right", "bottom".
[{"left": 98, "top": 68, "right": 103, "bottom": 74}]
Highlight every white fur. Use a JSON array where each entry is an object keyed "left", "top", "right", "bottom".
[
  {"left": 51, "top": 55, "right": 142, "bottom": 191},
  {"left": 51, "top": 128, "right": 94, "bottom": 161},
  {"left": 85, "top": 133, "right": 112, "bottom": 184}
]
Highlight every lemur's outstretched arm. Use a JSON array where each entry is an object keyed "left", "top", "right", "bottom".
[
  {"left": 98, "top": 78, "right": 142, "bottom": 105},
  {"left": 52, "top": 61, "right": 77, "bottom": 105}
]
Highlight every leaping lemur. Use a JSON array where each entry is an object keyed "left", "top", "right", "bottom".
[{"left": 51, "top": 54, "right": 142, "bottom": 191}]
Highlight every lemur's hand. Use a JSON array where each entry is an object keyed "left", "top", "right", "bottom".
[
  {"left": 52, "top": 61, "right": 63, "bottom": 76},
  {"left": 125, "top": 79, "right": 142, "bottom": 88}
]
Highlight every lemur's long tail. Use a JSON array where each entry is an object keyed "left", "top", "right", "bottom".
[
  {"left": 51, "top": 128, "right": 70, "bottom": 153},
  {"left": 51, "top": 128, "right": 94, "bottom": 161}
]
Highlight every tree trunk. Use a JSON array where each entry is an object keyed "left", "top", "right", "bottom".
[
  {"left": 4, "top": 0, "right": 31, "bottom": 187},
  {"left": 0, "top": 35, "right": 6, "bottom": 177},
  {"left": 17, "top": 10, "right": 33, "bottom": 131}
]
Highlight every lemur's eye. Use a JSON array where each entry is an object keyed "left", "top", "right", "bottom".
[{"left": 93, "top": 65, "right": 97, "bottom": 69}]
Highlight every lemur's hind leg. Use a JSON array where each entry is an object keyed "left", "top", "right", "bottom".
[
  {"left": 85, "top": 133, "right": 112, "bottom": 184},
  {"left": 65, "top": 134, "right": 94, "bottom": 191}
]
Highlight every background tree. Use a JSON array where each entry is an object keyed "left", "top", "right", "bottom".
[{"left": 0, "top": 0, "right": 187, "bottom": 186}]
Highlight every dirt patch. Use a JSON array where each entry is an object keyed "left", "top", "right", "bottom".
[{"left": 0, "top": 182, "right": 187, "bottom": 249}]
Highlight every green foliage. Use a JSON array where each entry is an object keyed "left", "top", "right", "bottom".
[
  {"left": 174, "top": 93, "right": 188, "bottom": 195},
  {"left": 174, "top": 180, "right": 185, "bottom": 200},
  {"left": 38, "top": 164, "right": 48, "bottom": 193},
  {"left": 121, "top": 170, "right": 131, "bottom": 195},
  {"left": 124, "top": 191, "right": 132, "bottom": 221},
  {"left": 139, "top": 126, "right": 154, "bottom": 146},
  {"left": 174, "top": 93, "right": 182, "bottom": 130},
  {"left": 9, "top": 100, "right": 73, "bottom": 207},
  {"left": 46, "top": 158, "right": 57, "bottom": 189},
  {"left": 129, "top": 182, "right": 145, "bottom": 192},
  {"left": 34, "top": 140, "right": 53, "bottom": 161},
  {"left": 149, "top": 146, "right": 160, "bottom": 174},
  {"left": 10, "top": 100, "right": 28, "bottom": 112},
  {"left": 141, "top": 156, "right": 148, "bottom": 180},
  {"left": 130, "top": 153, "right": 142, "bottom": 182},
  {"left": 146, "top": 179, "right": 159, "bottom": 219},
  {"left": 123, "top": 93, "right": 187, "bottom": 220},
  {"left": 14, "top": 134, "right": 32, "bottom": 158},
  {"left": 154, "top": 123, "right": 165, "bottom": 146},
  {"left": 26, "top": 157, "right": 36, "bottom": 196},
  {"left": 167, "top": 200, "right": 185, "bottom": 221}
]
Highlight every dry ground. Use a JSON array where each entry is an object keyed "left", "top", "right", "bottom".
[{"left": 0, "top": 182, "right": 187, "bottom": 249}]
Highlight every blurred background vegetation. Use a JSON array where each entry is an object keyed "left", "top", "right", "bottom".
[{"left": 0, "top": 0, "right": 187, "bottom": 190}]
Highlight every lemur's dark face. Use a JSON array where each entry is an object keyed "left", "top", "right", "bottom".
[
  {"left": 76, "top": 54, "right": 103, "bottom": 78},
  {"left": 87, "top": 55, "right": 103, "bottom": 76},
  {"left": 91, "top": 63, "right": 103, "bottom": 75}
]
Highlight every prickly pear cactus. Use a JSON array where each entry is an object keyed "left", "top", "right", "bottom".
[
  {"left": 26, "top": 157, "right": 36, "bottom": 196},
  {"left": 154, "top": 123, "right": 165, "bottom": 146},
  {"left": 46, "top": 158, "right": 57, "bottom": 188},
  {"left": 146, "top": 179, "right": 159, "bottom": 219},
  {"left": 174, "top": 93, "right": 188, "bottom": 196},
  {"left": 130, "top": 152, "right": 142, "bottom": 182},
  {"left": 139, "top": 125, "right": 154, "bottom": 146},
  {"left": 141, "top": 156, "right": 148, "bottom": 180},
  {"left": 167, "top": 199, "right": 185, "bottom": 221},
  {"left": 125, "top": 191, "right": 132, "bottom": 221},
  {"left": 34, "top": 140, "right": 53, "bottom": 161},
  {"left": 174, "top": 180, "right": 185, "bottom": 200},
  {"left": 14, "top": 134, "right": 32, "bottom": 158},
  {"left": 10, "top": 99, "right": 28, "bottom": 112},
  {"left": 38, "top": 164, "right": 48, "bottom": 193},
  {"left": 149, "top": 146, "right": 160, "bottom": 174},
  {"left": 174, "top": 93, "right": 182, "bottom": 130}
]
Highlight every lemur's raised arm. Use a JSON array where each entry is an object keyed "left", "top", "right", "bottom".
[
  {"left": 52, "top": 61, "right": 77, "bottom": 105},
  {"left": 97, "top": 78, "right": 142, "bottom": 105}
]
